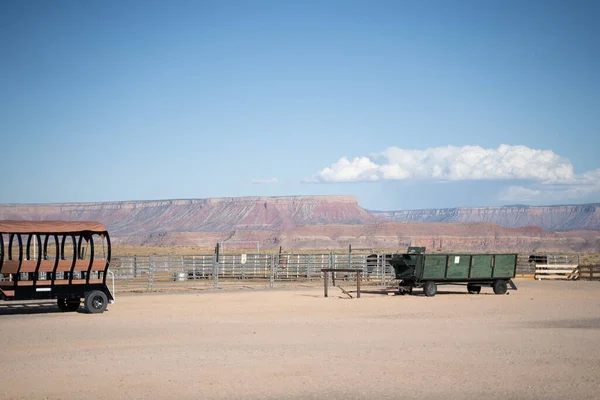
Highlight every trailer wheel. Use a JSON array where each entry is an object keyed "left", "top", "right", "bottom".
[
  {"left": 423, "top": 281, "right": 437, "bottom": 297},
  {"left": 57, "top": 297, "right": 80, "bottom": 312},
  {"left": 493, "top": 280, "right": 508, "bottom": 295},
  {"left": 467, "top": 284, "right": 481, "bottom": 294},
  {"left": 84, "top": 290, "right": 108, "bottom": 314}
]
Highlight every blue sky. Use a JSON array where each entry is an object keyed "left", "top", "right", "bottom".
[{"left": 1, "top": 0, "right": 599, "bottom": 210}]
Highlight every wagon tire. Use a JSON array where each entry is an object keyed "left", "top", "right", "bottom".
[
  {"left": 84, "top": 290, "right": 108, "bottom": 314},
  {"left": 493, "top": 280, "right": 508, "bottom": 295},
  {"left": 57, "top": 297, "right": 80, "bottom": 312},
  {"left": 423, "top": 281, "right": 437, "bottom": 297},
  {"left": 467, "top": 284, "right": 481, "bottom": 294}
]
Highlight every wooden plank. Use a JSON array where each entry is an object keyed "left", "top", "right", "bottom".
[
  {"left": 0, "top": 260, "right": 20, "bottom": 274},
  {"left": 535, "top": 264, "right": 578, "bottom": 269},
  {"left": 18, "top": 260, "right": 40, "bottom": 273},
  {"left": 535, "top": 274, "right": 579, "bottom": 280},
  {"left": 535, "top": 269, "right": 579, "bottom": 274},
  {"left": 515, "top": 273, "right": 535, "bottom": 280}
]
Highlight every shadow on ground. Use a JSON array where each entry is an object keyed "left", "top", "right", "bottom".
[{"left": 0, "top": 302, "right": 93, "bottom": 316}]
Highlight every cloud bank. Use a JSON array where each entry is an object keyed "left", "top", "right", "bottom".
[
  {"left": 305, "top": 145, "right": 600, "bottom": 203},
  {"left": 307, "top": 145, "right": 577, "bottom": 183}
]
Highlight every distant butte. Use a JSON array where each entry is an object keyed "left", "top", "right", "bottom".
[{"left": 1, "top": 196, "right": 598, "bottom": 252}]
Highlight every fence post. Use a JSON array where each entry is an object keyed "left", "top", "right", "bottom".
[
  {"left": 149, "top": 255, "right": 155, "bottom": 291},
  {"left": 380, "top": 254, "right": 385, "bottom": 287},
  {"left": 270, "top": 254, "right": 275, "bottom": 289},
  {"left": 213, "top": 254, "right": 219, "bottom": 289}
]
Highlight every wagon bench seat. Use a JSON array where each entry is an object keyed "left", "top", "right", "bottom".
[
  {"left": 1, "top": 259, "right": 108, "bottom": 274},
  {"left": 16, "top": 279, "right": 104, "bottom": 286}
]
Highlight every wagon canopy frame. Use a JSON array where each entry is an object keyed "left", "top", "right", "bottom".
[{"left": 0, "top": 220, "right": 113, "bottom": 309}]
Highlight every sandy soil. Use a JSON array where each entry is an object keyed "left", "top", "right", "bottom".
[{"left": 1, "top": 280, "right": 599, "bottom": 400}]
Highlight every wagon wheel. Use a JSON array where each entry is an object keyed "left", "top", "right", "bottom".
[
  {"left": 84, "top": 290, "right": 108, "bottom": 313},
  {"left": 467, "top": 284, "right": 481, "bottom": 294},
  {"left": 423, "top": 281, "right": 437, "bottom": 297},
  {"left": 57, "top": 297, "right": 80, "bottom": 312},
  {"left": 492, "top": 279, "right": 508, "bottom": 295}
]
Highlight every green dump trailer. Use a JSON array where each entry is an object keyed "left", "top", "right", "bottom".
[{"left": 389, "top": 247, "right": 517, "bottom": 297}]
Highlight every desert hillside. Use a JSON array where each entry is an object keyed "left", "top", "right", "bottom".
[
  {"left": 371, "top": 204, "right": 600, "bottom": 231},
  {"left": 0, "top": 196, "right": 380, "bottom": 236},
  {"left": 1, "top": 196, "right": 598, "bottom": 252}
]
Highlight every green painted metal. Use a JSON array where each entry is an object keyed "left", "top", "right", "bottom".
[
  {"left": 470, "top": 255, "right": 493, "bottom": 278},
  {"left": 446, "top": 254, "right": 470, "bottom": 279},
  {"left": 391, "top": 248, "right": 517, "bottom": 282},
  {"left": 493, "top": 254, "right": 517, "bottom": 278},
  {"left": 422, "top": 254, "right": 447, "bottom": 279}
]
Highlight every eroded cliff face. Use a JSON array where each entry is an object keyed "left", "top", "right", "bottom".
[
  {"left": 1, "top": 197, "right": 599, "bottom": 252},
  {"left": 111, "top": 223, "right": 600, "bottom": 252},
  {"left": 0, "top": 196, "right": 381, "bottom": 236},
  {"left": 371, "top": 204, "right": 600, "bottom": 231}
]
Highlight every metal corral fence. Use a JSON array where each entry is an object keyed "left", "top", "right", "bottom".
[
  {"left": 0, "top": 252, "right": 584, "bottom": 290},
  {"left": 106, "top": 252, "right": 584, "bottom": 292},
  {"left": 109, "top": 253, "right": 395, "bottom": 292}
]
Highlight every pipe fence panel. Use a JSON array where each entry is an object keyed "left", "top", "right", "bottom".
[
  {"left": 275, "top": 253, "right": 330, "bottom": 280},
  {"left": 107, "top": 252, "right": 583, "bottom": 292},
  {"left": 110, "top": 256, "right": 153, "bottom": 291},
  {"left": 212, "top": 254, "right": 273, "bottom": 288}
]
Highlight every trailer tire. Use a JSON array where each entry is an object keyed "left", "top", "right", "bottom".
[
  {"left": 467, "top": 284, "right": 481, "bottom": 294},
  {"left": 57, "top": 297, "right": 80, "bottom": 312},
  {"left": 84, "top": 290, "right": 108, "bottom": 314},
  {"left": 493, "top": 280, "right": 508, "bottom": 295},
  {"left": 423, "top": 281, "right": 437, "bottom": 297}
]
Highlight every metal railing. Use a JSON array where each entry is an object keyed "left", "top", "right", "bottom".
[
  {"left": 85, "top": 252, "right": 585, "bottom": 293},
  {"left": 108, "top": 252, "right": 396, "bottom": 292}
]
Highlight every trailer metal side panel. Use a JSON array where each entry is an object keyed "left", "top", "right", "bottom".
[
  {"left": 493, "top": 254, "right": 517, "bottom": 278},
  {"left": 470, "top": 255, "right": 493, "bottom": 278},
  {"left": 446, "top": 254, "right": 470, "bottom": 279},
  {"left": 422, "top": 255, "right": 447, "bottom": 279}
]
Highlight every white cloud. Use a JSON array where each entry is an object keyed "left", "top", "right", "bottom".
[
  {"left": 308, "top": 145, "right": 581, "bottom": 183},
  {"left": 251, "top": 178, "right": 279, "bottom": 184},
  {"left": 306, "top": 144, "right": 600, "bottom": 203}
]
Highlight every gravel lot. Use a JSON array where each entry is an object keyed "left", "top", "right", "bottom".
[{"left": 1, "top": 280, "right": 599, "bottom": 400}]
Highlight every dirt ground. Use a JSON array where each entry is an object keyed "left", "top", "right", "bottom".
[{"left": 1, "top": 280, "right": 599, "bottom": 400}]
